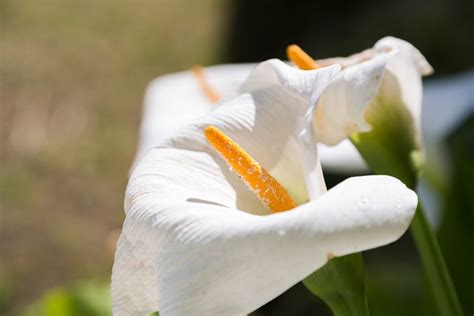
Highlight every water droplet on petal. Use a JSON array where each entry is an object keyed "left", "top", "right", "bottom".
[
  {"left": 396, "top": 204, "right": 403, "bottom": 215},
  {"left": 359, "top": 195, "right": 369, "bottom": 210},
  {"left": 278, "top": 229, "right": 286, "bottom": 236}
]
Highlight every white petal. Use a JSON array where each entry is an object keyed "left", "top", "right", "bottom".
[
  {"left": 373, "top": 37, "right": 433, "bottom": 139},
  {"left": 374, "top": 36, "right": 433, "bottom": 76},
  {"left": 241, "top": 59, "right": 341, "bottom": 101},
  {"left": 317, "top": 48, "right": 374, "bottom": 69},
  {"left": 162, "top": 60, "right": 340, "bottom": 203},
  {"left": 114, "top": 145, "right": 267, "bottom": 316},
  {"left": 313, "top": 52, "right": 393, "bottom": 145},
  {"left": 133, "top": 63, "right": 256, "bottom": 171},
  {"left": 240, "top": 59, "right": 344, "bottom": 198},
  {"left": 112, "top": 173, "right": 417, "bottom": 316},
  {"left": 126, "top": 147, "right": 267, "bottom": 216}
]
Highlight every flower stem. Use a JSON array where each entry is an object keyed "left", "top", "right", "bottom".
[
  {"left": 410, "top": 202, "right": 463, "bottom": 316},
  {"left": 303, "top": 253, "right": 370, "bottom": 316}
]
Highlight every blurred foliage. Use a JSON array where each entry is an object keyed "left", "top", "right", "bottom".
[
  {"left": 0, "top": 0, "right": 228, "bottom": 313},
  {"left": 17, "top": 280, "right": 111, "bottom": 316},
  {"left": 438, "top": 114, "right": 474, "bottom": 313},
  {"left": 226, "top": 0, "right": 474, "bottom": 75}
]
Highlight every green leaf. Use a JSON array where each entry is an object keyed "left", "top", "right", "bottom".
[
  {"left": 437, "top": 115, "right": 474, "bottom": 313},
  {"left": 42, "top": 289, "right": 76, "bottom": 316},
  {"left": 410, "top": 203, "right": 463, "bottom": 316},
  {"left": 18, "top": 280, "right": 112, "bottom": 316},
  {"left": 72, "top": 280, "right": 112, "bottom": 315},
  {"left": 303, "top": 253, "right": 369, "bottom": 316}
]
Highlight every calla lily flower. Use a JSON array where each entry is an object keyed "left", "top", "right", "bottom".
[
  {"left": 308, "top": 36, "right": 433, "bottom": 146},
  {"left": 112, "top": 59, "right": 417, "bottom": 315}
]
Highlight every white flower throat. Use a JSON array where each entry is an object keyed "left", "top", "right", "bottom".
[{"left": 199, "top": 45, "right": 324, "bottom": 212}]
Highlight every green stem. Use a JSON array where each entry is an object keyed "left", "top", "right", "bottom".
[
  {"left": 410, "top": 202, "right": 463, "bottom": 316},
  {"left": 303, "top": 253, "right": 370, "bottom": 316}
]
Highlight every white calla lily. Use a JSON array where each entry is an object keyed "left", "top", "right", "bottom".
[
  {"left": 314, "top": 36, "right": 433, "bottom": 146},
  {"left": 112, "top": 59, "right": 417, "bottom": 315}
]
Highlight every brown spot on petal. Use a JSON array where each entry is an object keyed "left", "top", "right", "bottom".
[{"left": 326, "top": 252, "right": 335, "bottom": 260}]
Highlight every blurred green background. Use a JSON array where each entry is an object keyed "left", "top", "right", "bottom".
[{"left": 0, "top": 0, "right": 472, "bottom": 315}]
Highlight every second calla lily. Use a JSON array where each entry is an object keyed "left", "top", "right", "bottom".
[
  {"left": 112, "top": 59, "right": 417, "bottom": 315},
  {"left": 310, "top": 36, "right": 433, "bottom": 147}
]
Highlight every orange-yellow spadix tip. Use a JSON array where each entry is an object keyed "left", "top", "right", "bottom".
[
  {"left": 286, "top": 44, "right": 320, "bottom": 70},
  {"left": 191, "top": 65, "right": 221, "bottom": 103},
  {"left": 204, "top": 126, "right": 297, "bottom": 213}
]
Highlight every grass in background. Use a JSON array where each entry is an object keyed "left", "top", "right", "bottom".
[{"left": 0, "top": 0, "right": 229, "bottom": 313}]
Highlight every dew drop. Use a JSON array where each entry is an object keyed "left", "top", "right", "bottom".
[
  {"left": 278, "top": 229, "right": 286, "bottom": 236},
  {"left": 359, "top": 195, "right": 369, "bottom": 210},
  {"left": 396, "top": 204, "right": 403, "bottom": 215}
]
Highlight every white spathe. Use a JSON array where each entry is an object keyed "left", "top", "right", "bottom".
[
  {"left": 314, "top": 36, "right": 433, "bottom": 146},
  {"left": 313, "top": 52, "right": 395, "bottom": 145},
  {"left": 112, "top": 59, "right": 417, "bottom": 316}
]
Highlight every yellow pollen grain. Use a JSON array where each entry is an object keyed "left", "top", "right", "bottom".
[
  {"left": 205, "top": 126, "right": 297, "bottom": 213},
  {"left": 286, "top": 44, "right": 320, "bottom": 70},
  {"left": 191, "top": 65, "right": 221, "bottom": 103}
]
